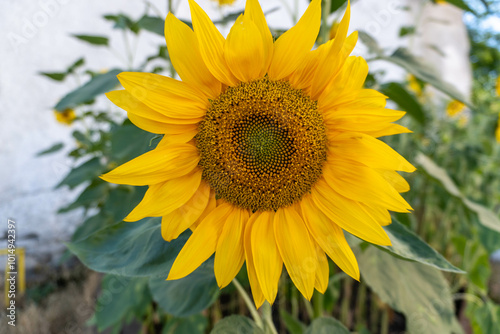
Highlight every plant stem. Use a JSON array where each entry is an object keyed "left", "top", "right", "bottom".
[
  {"left": 312, "top": 290, "right": 324, "bottom": 318},
  {"left": 381, "top": 307, "right": 389, "bottom": 334},
  {"left": 232, "top": 278, "right": 264, "bottom": 329},
  {"left": 319, "top": 0, "right": 332, "bottom": 44},
  {"left": 261, "top": 301, "right": 278, "bottom": 334}
]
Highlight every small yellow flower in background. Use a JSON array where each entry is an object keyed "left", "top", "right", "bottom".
[
  {"left": 496, "top": 75, "right": 500, "bottom": 96},
  {"left": 212, "top": 0, "right": 236, "bottom": 6},
  {"left": 329, "top": 21, "right": 339, "bottom": 40},
  {"left": 102, "top": 0, "right": 414, "bottom": 307},
  {"left": 496, "top": 114, "right": 500, "bottom": 142},
  {"left": 435, "top": 0, "right": 447, "bottom": 4},
  {"left": 446, "top": 100, "right": 465, "bottom": 117},
  {"left": 408, "top": 74, "right": 424, "bottom": 97},
  {"left": 54, "top": 108, "right": 76, "bottom": 125}
]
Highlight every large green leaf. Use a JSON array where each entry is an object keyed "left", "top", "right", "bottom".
[
  {"left": 56, "top": 157, "right": 105, "bottom": 189},
  {"left": 381, "top": 82, "right": 427, "bottom": 125},
  {"left": 58, "top": 181, "right": 108, "bottom": 212},
  {"left": 137, "top": 16, "right": 166, "bottom": 36},
  {"left": 304, "top": 317, "right": 349, "bottom": 334},
  {"left": 380, "top": 219, "right": 464, "bottom": 273},
  {"left": 37, "top": 143, "right": 64, "bottom": 156},
  {"left": 358, "top": 247, "right": 462, "bottom": 334},
  {"left": 67, "top": 218, "right": 189, "bottom": 277},
  {"left": 110, "top": 121, "right": 157, "bottom": 164},
  {"left": 382, "top": 48, "right": 473, "bottom": 108},
  {"left": 54, "top": 69, "right": 121, "bottom": 111},
  {"left": 94, "top": 275, "right": 151, "bottom": 331},
  {"left": 149, "top": 261, "right": 219, "bottom": 317},
  {"left": 163, "top": 314, "right": 208, "bottom": 334},
  {"left": 436, "top": 0, "right": 476, "bottom": 14},
  {"left": 211, "top": 315, "right": 264, "bottom": 334},
  {"left": 280, "top": 310, "right": 306, "bottom": 334},
  {"left": 416, "top": 153, "right": 500, "bottom": 233}
]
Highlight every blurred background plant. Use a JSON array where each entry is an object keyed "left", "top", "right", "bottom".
[{"left": 2, "top": 0, "right": 500, "bottom": 333}]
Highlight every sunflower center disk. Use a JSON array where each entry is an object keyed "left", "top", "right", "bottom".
[{"left": 196, "top": 78, "right": 327, "bottom": 212}]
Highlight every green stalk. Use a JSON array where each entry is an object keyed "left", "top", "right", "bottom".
[
  {"left": 232, "top": 278, "right": 264, "bottom": 329},
  {"left": 319, "top": 0, "right": 332, "bottom": 44},
  {"left": 261, "top": 301, "right": 278, "bottom": 334},
  {"left": 312, "top": 290, "right": 324, "bottom": 318}
]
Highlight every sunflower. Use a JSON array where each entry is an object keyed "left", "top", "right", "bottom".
[
  {"left": 102, "top": 0, "right": 414, "bottom": 307},
  {"left": 54, "top": 108, "right": 76, "bottom": 125}
]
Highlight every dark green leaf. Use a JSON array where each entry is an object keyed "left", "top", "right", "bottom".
[
  {"left": 39, "top": 72, "right": 66, "bottom": 81},
  {"left": 304, "top": 317, "right": 349, "bottom": 334},
  {"left": 73, "top": 34, "right": 109, "bottom": 46},
  {"left": 382, "top": 48, "right": 473, "bottom": 108},
  {"left": 71, "top": 212, "right": 114, "bottom": 242},
  {"left": 56, "top": 157, "right": 104, "bottom": 189},
  {"left": 437, "top": 0, "right": 476, "bottom": 14},
  {"left": 67, "top": 218, "right": 189, "bottom": 277},
  {"left": 213, "top": 11, "right": 243, "bottom": 25},
  {"left": 137, "top": 16, "right": 165, "bottom": 36},
  {"left": 37, "top": 143, "right": 64, "bottom": 156},
  {"left": 94, "top": 275, "right": 151, "bottom": 331},
  {"left": 399, "top": 26, "right": 416, "bottom": 37},
  {"left": 59, "top": 181, "right": 108, "bottom": 213},
  {"left": 102, "top": 185, "right": 147, "bottom": 222},
  {"left": 210, "top": 315, "right": 264, "bottom": 334},
  {"left": 163, "top": 314, "right": 208, "bottom": 334},
  {"left": 280, "top": 310, "right": 305, "bottom": 334},
  {"left": 54, "top": 69, "right": 121, "bottom": 111},
  {"left": 381, "top": 82, "right": 427, "bottom": 125},
  {"left": 110, "top": 121, "right": 157, "bottom": 164},
  {"left": 149, "top": 261, "right": 219, "bottom": 317},
  {"left": 416, "top": 153, "right": 500, "bottom": 233},
  {"left": 67, "top": 57, "right": 85, "bottom": 72},
  {"left": 330, "top": 0, "right": 348, "bottom": 13},
  {"left": 358, "top": 247, "right": 463, "bottom": 334},
  {"left": 380, "top": 219, "right": 464, "bottom": 273}
]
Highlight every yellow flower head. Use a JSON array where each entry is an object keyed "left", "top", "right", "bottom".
[
  {"left": 496, "top": 114, "right": 500, "bottom": 143},
  {"left": 102, "top": 0, "right": 414, "bottom": 307},
  {"left": 446, "top": 100, "right": 465, "bottom": 117},
  {"left": 54, "top": 108, "right": 76, "bottom": 125},
  {"left": 496, "top": 75, "right": 500, "bottom": 97},
  {"left": 407, "top": 74, "right": 423, "bottom": 97}
]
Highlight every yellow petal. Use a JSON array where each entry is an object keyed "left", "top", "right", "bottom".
[
  {"left": 365, "top": 124, "right": 412, "bottom": 138},
  {"left": 301, "top": 195, "right": 360, "bottom": 280},
  {"left": 167, "top": 203, "right": 234, "bottom": 280},
  {"left": 320, "top": 88, "right": 387, "bottom": 112},
  {"left": 188, "top": 0, "right": 238, "bottom": 86},
  {"left": 191, "top": 188, "right": 216, "bottom": 230},
  {"left": 107, "top": 90, "right": 202, "bottom": 127},
  {"left": 274, "top": 207, "right": 316, "bottom": 300},
  {"left": 244, "top": 212, "right": 266, "bottom": 308},
  {"left": 267, "top": 0, "right": 321, "bottom": 80},
  {"left": 117, "top": 72, "right": 207, "bottom": 119},
  {"left": 244, "top": 0, "right": 273, "bottom": 75},
  {"left": 328, "top": 132, "right": 416, "bottom": 173},
  {"left": 360, "top": 203, "right": 392, "bottom": 226},
  {"left": 165, "top": 13, "right": 221, "bottom": 98},
  {"left": 314, "top": 244, "right": 329, "bottom": 293},
  {"left": 323, "top": 158, "right": 412, "bottom": 212},
  {"left": 101, "top": 144, "right": 199, "bottom": 186},
  {"left": 161, "top": 181, "right": 211, "bottom": 241},
  {"left": 376, "top": 169, "right": 410, "bottom": 193},
  {"left": 214, "top": 208, "right": 250, "bottom": 288},
  {"left": 224, "top": 14, "right": 265, "bottom": 82},
  {"left": 124, "top": 170, "right": 202, "bottom": 221},
  {"left": 127, "top": 113, "right": 198, "bottom": 134},
  {"left": 251, "top": 211, "right": 283, "bottom": 303},
  {"left": 311, "top": 179, "right": 392, "bottom": 246}
]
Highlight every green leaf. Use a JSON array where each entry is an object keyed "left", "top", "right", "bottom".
[
  {"left": 280, "top": 310, "right": 305, "bottom": 334},
  {"left": 210, "top": 315, "right": 265, "bottom": 334},
  {"left": 73, "top": 34, "right": 109, "bottom": 46},
  {"left": 213, "top": 11, "right": 243, "bottom": 25},
  {"left": 102, "top": 185, "right": 147, "bottom": 222},
  {"left": 416, "top": 153, "right": 500, "bottom": 233},
  {"left": 380, "top": 219, "right": 464, "bottom": 273},
  {"left": 40, "top": 72, "right": 66, "bottom": 81},
  {"left": 358, "top": 31, "right": 383, "bottom": 56},
  {"left": 110, "top": 121, "right": 157, "bottom": 164},
  {"left": 399, "top": 26, "right": 416, "bottom": 37},
  {"left": 56, "top": 157, "right": 104, "bottom": 189},
  {"left": 71, "top": 212, "right": 114, "bottom": 242},
  {"left": 58, "top": 181, "right": 109, "bottom": 213},
  {"left": 94, "top": 275, "right": 151, "bottom": 331},
  {"left": 149, "top": 261, "right": 219, "bottom": 317},
  {"left": 304, "top": 317, "right": 349, "bottom": 334},
  {"left": 330, "top": 0, "right": 348, "bottom": 13},
  {"left": 358, "top": 247, "right": 463, "bottom": 334},
  {"left": 137, "top": 16, "right": 165, "bottom": 36},
  {"left": 67, "top": 218, "right": 189, "bottom": 277},
  {"left": 382, "top": 48, "right": 473, "bottom": 108},
  {"left": 163, "top": 314, "right": 208, "bottom": 334},
  {"left": 54, "top": 69, "right": 121, "bottom": 111},
  {"left": 380, "top": 82, "right": 427, "bottom": 125},
  {"left": 67, "top": 57, "right": 85, "bottom": 73},
  {"left": 37, "top": 143, "right": 64, "bottom": 156},
  {"left": 437, "top": 0, "right": 476, "bottom": 14}
]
